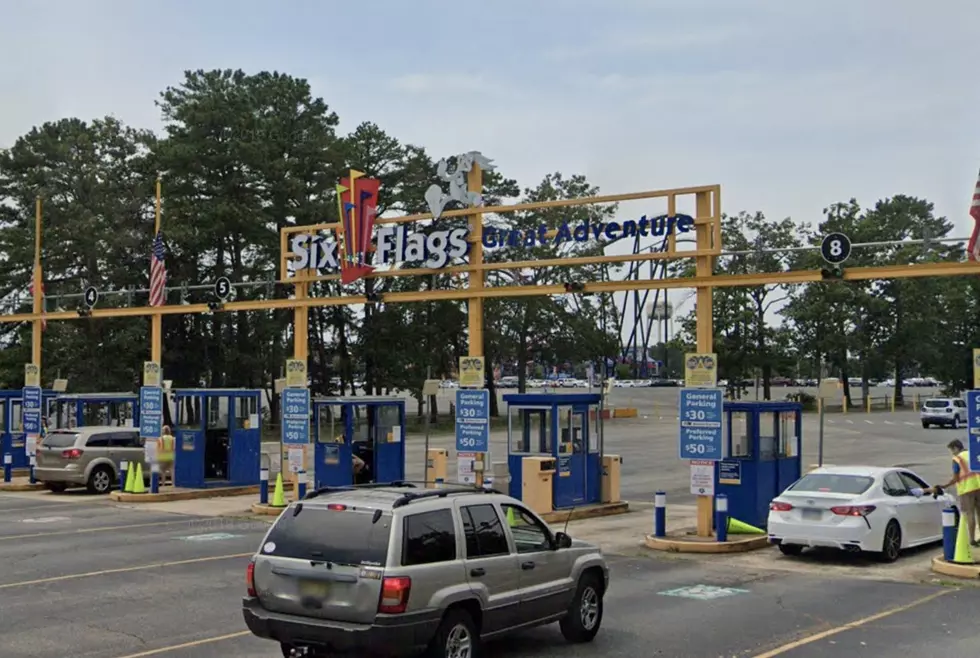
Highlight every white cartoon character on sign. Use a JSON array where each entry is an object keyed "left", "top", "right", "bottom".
[{"left": 424, "top": 151, "right": 495, "bottom": 220}]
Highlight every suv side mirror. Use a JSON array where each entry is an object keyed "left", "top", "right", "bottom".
[{"left": 554, "top": 532, "right": 573, "bottom": 549}]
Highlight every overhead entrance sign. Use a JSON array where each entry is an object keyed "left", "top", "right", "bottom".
[
  {"left": 679, "top": 388, "right": 724, "bottom": 461},
  {"left": 455, "top": 389, "right": 490, "bottom": 453}
]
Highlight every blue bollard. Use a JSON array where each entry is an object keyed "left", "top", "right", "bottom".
[
  {"left": 716, "top": 494, "right": 729, "bottom": 543},
  {"left": 119, "top": 461, "right": 129, "bottom": 491},
  {"left": 29, "top": 455, "right": 36, "bottom": 484},
  {"left": 298, "top": 470, "right": 307, "bottom": 500},
  {"left": 943, "top": 506, "right": 957, "bottom": 562},
  {"left": 435, "top": 477, "right": 445, "bottom": 489},
  {"left": 3, "top": 453, "right": 11, "bottom": 483},
  {"left": 259, "top": 467, "right": 269, "bottom": 505},
  {"left": 654, "top": 491, "right": 667, "bottom": 537},
  {"left": 150, "top": 463, "right": 160, "bottom": 494}
]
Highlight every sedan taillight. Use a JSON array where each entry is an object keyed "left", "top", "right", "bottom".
[
  {"left": 830, "top": 505, "right": 876, "bottom": 517},
  {"left": 770, "top": 501, "right": 793, "bottom": 512}
]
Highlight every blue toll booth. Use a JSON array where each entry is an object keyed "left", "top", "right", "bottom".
[
  {"left": 51, "top": 393, "right": 140, "bottom": 430},
  {"left": 0, "top": 389, "right": 58, "bottom": 468},
  {"left": 173, "top": 389, "right": 262, "bottom": 488},
  {"left": 312, "top": 397, "right": 406, "bottom": 488},
  {"left": 714, "top": 401, "right": 803, "bottom": 529},
  {"left": 504, "top": 393, "right": 603, "bottom": 510}
]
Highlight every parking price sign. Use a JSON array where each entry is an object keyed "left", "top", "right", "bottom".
[
  {"left": 678, "top": 388, "right": 724, "bottom": 461},
  {"left": 139, "top": 386, "right": 164, "bottom": 440},
  {"left": 455, "top": 389, "right": 490, "bottom": 453},
  {"left": 967, "top": 391, "right": 980, "bottom": 470},
  {"left": 22, "top": 385, "right": 42, "bottom": 436},
  {"left": 281, "top": 388, "right": 310, "bottom": 446}
]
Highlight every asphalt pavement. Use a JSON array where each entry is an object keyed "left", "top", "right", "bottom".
[{"left": 2, "top": 491, "right": 976, "bottom": 658}]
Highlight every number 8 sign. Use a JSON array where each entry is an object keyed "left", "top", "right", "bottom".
[{"left": 820, "top": 232, "right": 852, "bottom": 265}]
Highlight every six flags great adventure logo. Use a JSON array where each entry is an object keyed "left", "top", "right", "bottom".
[{"left": 288, "top": 167, "right": 695, "bottom": 284}]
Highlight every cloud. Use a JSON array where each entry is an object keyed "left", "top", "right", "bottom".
[
  {"left": 543, "top": 24, "right": 751, "bottom": 62},
  {"left": 389, "top": 73, "right": 496, "bottom": 94}
]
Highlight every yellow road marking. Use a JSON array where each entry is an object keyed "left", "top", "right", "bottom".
[
  {"left": 0, "top": 552, "right": 252, "bottom": 589},
  {"left": 113, "top": 631, "right": 251, "bottom": 658},
  {"left": 0, "top": 519, "right": 195, "bottom": 541},
  {"left": 752, "top": 588, "right": 953, "bottom": 657}
]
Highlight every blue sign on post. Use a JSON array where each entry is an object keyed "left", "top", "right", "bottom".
[
  {"left": 22, "top": 386, "right": 42, "bottom": 435},
  {"left": 678, "top": 388, "right": 724, "bottom": 461},
  {"left": 455, "top": 389, "right": 490, "bottom": 453},
  {"left": 139, "top": 386, "right": 164, "bottom": 439},
  {"left": 281, "top": 388, "right": 310, "bottom": 446},
  {"left": 967, "top": 391, "right": 980, "bottom": 471}
]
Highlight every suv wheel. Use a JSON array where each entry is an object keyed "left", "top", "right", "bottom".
[
  {"left": 428, "top": 608, "right": 477, "bottom": 658},
  {"left": 921, "top": 421, "right": 929, "bottom": 429},
  {"left": 87, "top": 466, "right": 114, "bottom": 494},
  {"left": 559, "top": 572, "right": 603, "bottom": 643}
]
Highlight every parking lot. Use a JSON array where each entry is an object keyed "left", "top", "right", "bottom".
[{"left": 2, "top": 491, "right": 977, "bottom": 658}]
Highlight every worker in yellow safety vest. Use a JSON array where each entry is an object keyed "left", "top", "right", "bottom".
[
  {"left": 927, "top": 439, "right": 980, "bottom": 546},
  {"left": 158, "top": 425, "right": 176, "bottom": 487}
]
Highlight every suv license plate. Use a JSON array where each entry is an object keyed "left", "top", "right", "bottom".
[
  {"left": 802, "top": 509, "right": 822, "bottom": 521},
  {"left": 299, "top": 580, "right": 330, "bottom": 598}
]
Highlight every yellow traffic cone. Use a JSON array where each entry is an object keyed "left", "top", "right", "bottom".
[
  {"left": 124, "top": 464, "right": 135, "bottom": 493},
  {"left": 132, "top": 463, "right": 146, "bottom": 494},
  {"left": 506, "top": 507, "right": 516, "bottom": 527},
  {"left": 727, "top": 517, "right": 766, "bottom": 535},
  {"left": 952, "top": 515, "right": 974, "bottom": 564},
  {"left": 271, "top": 473, "right": 286, "bottom": 507}
]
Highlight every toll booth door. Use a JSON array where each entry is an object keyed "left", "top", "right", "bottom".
[
  {"left": 373, "top": 404, "right": 404, "bottom": 483},
  {"left": 9, "top": 400, "right": 26, "bottom": 468},
  {"left": 228, "top": 395, "right": 260, "bottom": 485},
  {"left": 315, "top": 404, "right": 353, "bottom": 488},
  {"left": 174, "top": 396, "right": 206, "bottom": 488},
  {"left": 554, "top": 407, "right": 586, "bottom": 508}
]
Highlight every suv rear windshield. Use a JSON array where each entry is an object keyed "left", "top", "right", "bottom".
[
  {"left": 924, "top": 400, "right": 950, "bottom": 408},
  {"left": 42, "top": 431, "right": 79, "bottom": 448},
  {"left": 788, "top": 473, "right": 874, "bottom": 495},
  {"left": 264, "top": 506, "right": 392, "bottom": 566}
]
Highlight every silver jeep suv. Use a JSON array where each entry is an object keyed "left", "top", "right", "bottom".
[{"left": 242, "top": 483, "right": 609, "bottom": 657}]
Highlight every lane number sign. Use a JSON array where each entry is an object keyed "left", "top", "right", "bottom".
[
  {"left": 83, "top": 286, "right": 99, "bottom": 309},
  {"left": 820, "top": 232, "right": 852, "bottom": 265},
  {"left": 214, "top": 277, "right": 232, "bottom": 300}
]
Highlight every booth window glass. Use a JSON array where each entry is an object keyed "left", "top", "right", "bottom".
[
  {"left": 235, "top": 396, "right": 258, "bottom": 429},
  {"left": 318, "top": 405, "right": 345, "bottom": 443},
  {"left": 557, "top": 407, "right": 575, "bottom": 455},
  {"left": 729, "top": 411, "right": 750, "bottom": 457},
  {"left": 758, "top": 412, "right": 778, "bottom": 461},
  {"left": 352, "top": 407, "right": 370, "bottom": 442},
  {"left": 206, "top": 399, "right": 222, "bottom": 429},
  {"left": 512, "top": 409, "right": 550, "bottom": 454},
  {"left": 0, "top": 402, "right": 5, "bottom": 430},
  {"left": 377, "top": 405, "right": 399, "bottom": 428},
  {"left": 11, "top": 401, "right": 23, "bottom": 432},
  {"left": 178, "top": 398, "right": 199, "bottom": 429},
  {"left": 779, "top": 412, "right": 796, "bottom": 457}
]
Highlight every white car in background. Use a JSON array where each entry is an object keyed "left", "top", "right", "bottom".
[{"left": 767, "top": 466, "right": 953, "bottom": 562}]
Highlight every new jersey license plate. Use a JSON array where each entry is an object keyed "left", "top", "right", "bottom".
[
  {"left": 299, "top": 580, "right": 330, "bottom": 598},
  {"left": 801, "top": 508, "right": 822, "bottom": 521}
]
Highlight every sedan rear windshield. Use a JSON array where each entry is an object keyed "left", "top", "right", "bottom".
[
  {"left": 263, "top": 506, "right": 391, "bottom": 566},
  {"left": 788, "top": 473, "right": 874, "bottom": 495},
  {"left": 924, "top": 400, "right": 950, "bottom": 408},
  {"left": 42, "top": 432, "right": 79, "bottom": 448}
]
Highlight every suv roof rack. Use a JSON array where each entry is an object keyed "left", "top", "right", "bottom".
[
  {"left": 391, "top": 485, "right": 499, "bottom": 508},
  {"left": 303, "top": 481, "right": 417, "bottom": 500}
]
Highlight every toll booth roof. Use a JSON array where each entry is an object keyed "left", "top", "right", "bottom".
[
  {"left": 56, "top": 392, "right": 137, "bottom": 400},
  {"left": 314, "top": 396, "right": 404, "bottom": 404},
  {"left": 0, "top": 389, "right": 57, "bottom": 397},
  {"left": 503, "top": 393, "right": 602, "bottom": 406},
  {"left": 724, "top": 401, "right": 803, "bottom": 411},
  {"left": 172, "top": 388, "right": 262, "bottom": 396}
]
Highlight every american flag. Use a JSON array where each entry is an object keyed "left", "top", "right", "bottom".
[
  {"left": 969, "top": 169, "right": 980, "bottom": 262},
  {"left": 28, "top": 274, "right": 46, "bottom": 330},
  {"left": 149, "top": 231, "right": 167, "bottom": 307}
]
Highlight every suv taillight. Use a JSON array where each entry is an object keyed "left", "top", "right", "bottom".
[
  {"left": 246, "top": 561, "right": 256, "bottom": 597},
  {"left": 378, "top": 576, "right": 411, "bottom": 614},
  {"left": 61, "top": 449, "right": 83, "bottom": 460}
]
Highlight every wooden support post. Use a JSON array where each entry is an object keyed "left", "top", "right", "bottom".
[
  {"left": 467, "top": 163, "right": 486, "bottom": 487},
  {"left": 31, "top": 198, "right": 43, "bottom": 372},
  {"left": 694, "top": 189, "right": 715, "bottom": 537}
]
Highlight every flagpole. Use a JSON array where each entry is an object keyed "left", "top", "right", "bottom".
[
  {"left": 150, "top": 177, "right": 163, "bottom": 365},
  {"left": 32, "top": 197, "right": 43, "bottom": 374}
]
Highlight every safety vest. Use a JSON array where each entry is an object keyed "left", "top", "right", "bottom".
[
  {"left": 953, "top": 451, "right": 980, "bottom": 496},
  {"left": 158, "top": 434, "right": 175, "bottom": 464}
]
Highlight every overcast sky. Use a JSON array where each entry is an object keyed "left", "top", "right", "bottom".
[{"left": 2, "top": 0, "right": 978, "bottom": 343}]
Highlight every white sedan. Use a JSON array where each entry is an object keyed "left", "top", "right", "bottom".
[{"left": 767, "top": 466, "right": 954, "bottom": 562}]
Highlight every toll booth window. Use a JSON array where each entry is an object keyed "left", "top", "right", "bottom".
[
  {"left": 0, "top": 402, "right": 5, "bottom": 431},
  {"left": 83, "top": 402, "right": 105, "bottom": 427},
  {"left": 557, "top": 408, "right": 574, "bottom": 455},
  {"left": 11, "top": 402, "right": 23, "bottom": 432},
  {"left": 779, "top": 412, "right": 796, "bottom": 457},
  {"left": 759, "top": 413, "right": 778, "bottom": 461},
  {"left": 728, "top": 411, "right": 750, "bottom": 457},
  {"left": 178, "top": 397, "right": 202, "bottom": 429},
  {"left": 206, "top": 399, "right": 223, "bottom": 429},
  {"left": 351, "top": 407, "right": 370, "bottom": 442},
  {"left": 318, "top": 405, "right": 345, "bottom": 443},
  {"left": 235, "top": 396, "right": 258, "bottom": 429},
  {"left": 377, "top": 405, "right": 399, "bottom": 428}
]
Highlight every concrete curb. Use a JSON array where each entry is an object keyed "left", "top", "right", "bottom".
[
  {"left": 540, "top": 502, "right": 629, "bottom": 524},
  {"left": 644, "top": 533, "right": 770, "bottom": 554},
  {"left": 931, "top": 556, "right": 980, "bottom": 579},
  {"left": 252, "top": 503, "right": 289, "bottom": 516},
  {"left": 109, "top": 481, "right": 295, "bottom": 503},
  {"left": 0, "top": 481, "right": 46, "bottom": 492}
]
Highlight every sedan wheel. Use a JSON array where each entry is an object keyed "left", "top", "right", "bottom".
[{"left": 879, "top": 521, "right": 902, "bottom": 563}]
